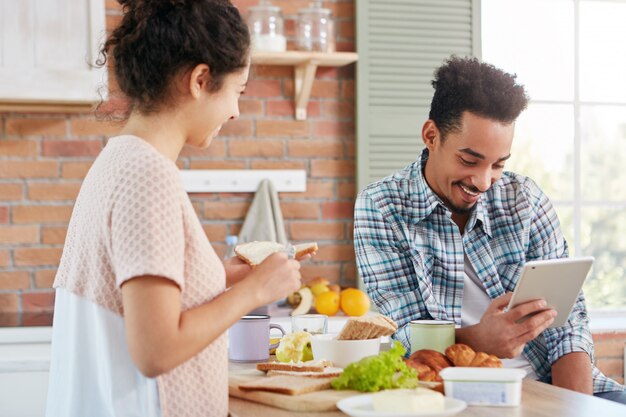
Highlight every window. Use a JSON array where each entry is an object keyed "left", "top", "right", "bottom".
[{"left": 482, "top": 0, "right": 626, "bottom": 310}]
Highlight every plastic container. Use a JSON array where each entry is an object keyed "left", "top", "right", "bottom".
[
  {"left": 248, "top": 0, "right": 287, "bottom": 52},
  {"left": 296, "top": 1, "right": 335, "bottom": 52},
  {"left": 439, "top": 367, "right": 526, "bottom": 407}
]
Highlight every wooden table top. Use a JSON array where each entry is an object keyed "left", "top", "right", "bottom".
[{"left": 229, "top": 366, "right": 626, "bottom": 417}]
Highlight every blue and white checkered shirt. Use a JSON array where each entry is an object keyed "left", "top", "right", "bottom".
[{"left": 354, "top": 149, "right": 623, "bottom": 394}]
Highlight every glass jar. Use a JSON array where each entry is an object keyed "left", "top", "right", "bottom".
[
  {"left": 296, "top": 1, "right": 335, "bottom": 53},
  {"left": 247, "top": 0, "right": 287, "bottom": 52}
]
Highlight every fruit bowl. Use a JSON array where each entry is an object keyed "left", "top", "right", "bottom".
[{"left": 311, "top": 333, "right": 381, "bottom": 368}]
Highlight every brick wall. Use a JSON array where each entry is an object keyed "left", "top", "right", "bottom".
[{"left": 0, "top": 0, "right": 357, "bottom": 325}]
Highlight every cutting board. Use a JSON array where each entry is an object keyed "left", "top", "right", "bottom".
[{"left": 228, "top": 368, "right": 359, "bottom": 412}]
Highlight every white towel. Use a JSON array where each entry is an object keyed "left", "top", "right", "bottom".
[{"left": 237, "top": 179, "right": 287, "bottom": 244}]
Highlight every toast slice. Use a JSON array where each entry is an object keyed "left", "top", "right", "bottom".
[
  {"left": 336, "top": 315, "right": 398, "bottom": 340},
  {"left": 238, "top": 375, "right": 334, "bottom": 395},
  {"left": 267, "top": 367, "right": 343, "bottom": 378},
  {"left": 235, "top": 241, "right": 318, "bottom": 266},
  {"left": 256, "top": 359, "right": 332, "bottom": 373}
]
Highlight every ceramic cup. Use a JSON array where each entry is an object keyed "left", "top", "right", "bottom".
[
  {"left": 228, "top": 314, "right": 286, "bottom": 362},
  {"left": 291, "top": 314, "right": 328, "bottom": 334},
  {"left": 409, "top": 319, "right": 455, "bottom": 354}
]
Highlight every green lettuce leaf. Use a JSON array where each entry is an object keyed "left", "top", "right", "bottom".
[{"left": 331, "top": 341, "right": 418, "bottom": 392}]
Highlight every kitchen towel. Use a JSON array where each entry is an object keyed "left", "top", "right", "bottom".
[{"left": 237, "top": 178, "right": 287, "bottom": 245}]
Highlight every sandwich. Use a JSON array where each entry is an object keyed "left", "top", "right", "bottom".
[{"left": 235, "top": 241, "right": 318, "bottom": 266}]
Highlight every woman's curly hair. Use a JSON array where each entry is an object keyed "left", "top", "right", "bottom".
[
  {"left": 98, "top": 0, "right": 250, "bottom": 114},
  {"left": 429, "top": 56, "right": 529, "bottom": 138}
]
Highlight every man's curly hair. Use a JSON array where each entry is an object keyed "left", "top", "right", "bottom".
[{"left": 429, "top": 56, "right": 529, "bottom": 138}]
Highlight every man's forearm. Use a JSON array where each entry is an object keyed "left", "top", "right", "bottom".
[{"left": 551, "top": 352, "right": 593, "bottom": 394}]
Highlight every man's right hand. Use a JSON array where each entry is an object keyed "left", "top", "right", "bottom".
[{"left": 456, "top": 292, "right": 557, "bottom": 358}]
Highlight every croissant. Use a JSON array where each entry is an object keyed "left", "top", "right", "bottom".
[
  {"left": 445, "top": 344, "right": 502, "bottom": 368},
  {"left": 408, "top": 349, "right": 453, "bottom": 373}
]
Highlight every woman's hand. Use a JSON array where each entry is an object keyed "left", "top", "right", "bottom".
[
  {"left": 243, "top": 252, "right": 302, "bottom": 306},
  {"left": 223, "top": 256, "right": 252, "bottom": 287}
]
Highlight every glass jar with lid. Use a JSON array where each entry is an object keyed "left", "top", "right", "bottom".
[
  {"left": 296, "top": 1, "right": 335, "bottom": 53},
  {"left": 247, "top": 0, "right": 287, "bottom": 52}
]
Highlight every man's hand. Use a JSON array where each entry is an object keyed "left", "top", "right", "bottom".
[{"left": 456, "top": 292, "right": 556, "bottom": 358}]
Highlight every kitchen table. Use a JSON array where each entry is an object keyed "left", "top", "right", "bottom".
[{"left": 228, "top": 361, "right": 626, "bottom": 417}]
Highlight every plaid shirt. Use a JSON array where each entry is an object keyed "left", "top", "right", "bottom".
[{"left": 354, "top": 149, "right": 623, "bottom": 394}]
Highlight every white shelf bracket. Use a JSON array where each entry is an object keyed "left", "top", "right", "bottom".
[{"left": 294, "top": 61, "right": 319, "bottom": 120}]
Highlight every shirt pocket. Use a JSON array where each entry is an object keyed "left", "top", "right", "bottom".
[{"left": 497, "top": 260, "right": 525, "bottom": 292}]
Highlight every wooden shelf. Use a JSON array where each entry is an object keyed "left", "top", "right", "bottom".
[{"left": 251, "top": 51, "right": 358, "bottom": 120}]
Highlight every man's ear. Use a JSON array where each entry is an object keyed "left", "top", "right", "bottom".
[
  {"left": 188, "top": 64, "right": 211, "bottom": 99},
  {"left": 422, "top": 119, "right": 440, "bottom": 150}
]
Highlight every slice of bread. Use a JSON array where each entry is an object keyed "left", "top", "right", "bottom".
[
  {"left": 267, "top": 367, "right": 343, "bottom": 378},
  {"left": 235, "top": 241, "right": 318, "bottom": 266},
  {"left": 256, "top": 359, "right": 332, "bottom": 373},
  {"left": 238, "top": 375, "right": 334, "bottom": 395},
  {"left": 336, "top": 315, "right": 398, "bottom": 340}
]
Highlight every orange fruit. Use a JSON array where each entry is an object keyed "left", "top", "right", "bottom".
[
  {"left": 340, "top": 288, "right": 371, "bottom": 316},
  {"left": 315, "top": 291, "right": 340, "bottom": 316}
]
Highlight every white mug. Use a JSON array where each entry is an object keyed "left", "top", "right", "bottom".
[{"left": 228, "top": 314, "right": 286, "bottom": 362}]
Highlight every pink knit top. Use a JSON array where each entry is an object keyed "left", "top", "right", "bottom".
[{"left": 54, "top": 135, "right": 228, "bottom": 416}]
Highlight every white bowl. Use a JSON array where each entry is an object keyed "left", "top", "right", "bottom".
[{"left": 311, "top": 333, "right": 381, "bottom": 368}]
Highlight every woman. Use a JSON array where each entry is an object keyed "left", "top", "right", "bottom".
[{"left": 45, "top": 1, "right": 303, "bottom": 416}]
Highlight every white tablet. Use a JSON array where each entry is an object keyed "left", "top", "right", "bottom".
[{"left": 507, "top": 257, "right": 594, "bottom": 328}]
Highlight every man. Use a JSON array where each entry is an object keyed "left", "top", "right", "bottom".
[{"left": 354, "top": 56, "right": 625, "bottom": 402}]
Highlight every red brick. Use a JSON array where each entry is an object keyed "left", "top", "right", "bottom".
[
  {"left": 345, "top": 139, "right": 356, "bottom": 158},
  {"left": 22, "top": 291, "right": 56, "bottom": 312},
  {"left": 593, "top": 332, "right": 626, "bottom": 341},
  {"left": 338, "top": 181, "right": 356, "bottom": 198},
  {"left": 202, "top": 224, "right": 227, "bottom": 243},
  {"left": 106, "top": 13, "right": 123, "bottom": 32},
  {"left": 251, "top": 65, "right": 292, "bottom": 78},
  {"left": 343, "top": 261, "right": 358, "bottom": 282},
  {"left": 250, "top": 161, "right": 305, "bottom": 170},
  {"left": 322, "top": 201, "right": 355, "bottom": 219},
  {"left": 42, "top": 226, "right": 67, "bottom": 244},
  {"left": 28, "top": 182, "right": 81, "bottom": 201},
  {"left": 311, "top": 80, "right": 340, "bottom": 99},
  {"left": 105, "top": 0, "right": 122, "bottom": 11},
  {"left": 239, "top": 99, "right": 263, "bottom": 116},
  {"left": 266, "top": 100, "right": 321, "bottom": 118},
  {"left": 301, "top": 264, "right": 341, "bottom": 282},
  {"left": 188, "top": 161, "right": 247, "bottom": 169},
  {"left": 14, "top": 248, "right": 63, "bottom": 266},
  {"left": 0, "top": 293, "right": 18, "bottom": 313},
  {"left": 5, "top": 118, "right": 66, "bottom": 136},
  {"left": 288, "top": 139, "right": 343, "bottom": 158},
  {"left": 322, "top": 101, "right": 355, "bottom": 119},
  {"left": 219, "top": 120, "right": 253, "bottom": 137},
  {"left": 290, "top": 222, "right": 344, "bottom": 240},
  {"left": 0, "top": 206, "right": 7, "bottom": 223},
  {"left": 0, "top": 271, "right": 30, "bottom": 290},
  {"left": 342, "top": 80, "right": 355, "bottom": 99},
  {"left": 282, "top": 181, "right": 334, "bottom": 199},
  {"left": 281, "top": 202, "right": 321, "bottom": 219},
  {"left": 35, "top": 269, "right": 57, "bottom": 288},
  {"left": 336, "top": 41, "right": 356, "bottom": 53},
  {"left": 311, "top": 160, "right": 355, "bottom": 178},
  {"left": 229, "top": 139, "right": 284, "bottom": 157},
  {"left": 257, "top": 120, "right": 309, "bottom": 137},
  {"left": 596, "top": 358, "right": 624, "bottom": 377},
  {"left": 0, "top": 139, "right": 37, "bottom": 157},
  {"left": 338, "top": 20, "right": 355, "bottom": 38},
  {"left": 316, "top": 67, "right": 341, "bottom": 79},
  {"left": 244, "top": 79, "right": 282, "bottom": 97},
  {"left": 179, "top": 140, "right": 226, "bottom": 157},
  {"left": 0, "top": 160, "right": 58, "bottom": 178},
  {"left": 330, "top": 2, "right": 355, "bottom": 19},
  {"left": 314, "top": 120, "right": 355, "bottom": 137},
  {"left": 42, "top": 139, "right": 102, "bottom": 157},
  {"left": 13, "top": 205, "right": 73, "bottom": 224},
  {"left": 272, "top": 0, "right": 314, "bottom": 16},
  {"left": 0, "top": 226, "right": 39, "bottom": 244},
  {"left": 71, "top": 118, "right": 122, "bottom": 136},
  {"left": 204, "top": 202, "right": 250, "bottom": 220},
  {"left": 61, "top": 161, "right": 93, "bottom": 179},
  {"left": 0, "top": 250, "right": 9, "bottom": 267},
  {"left": 315, "top": 244, "right": 355, "bottom": 262},
  {"left": 0, "top": 183, "right": 23, "bottom": 201}
]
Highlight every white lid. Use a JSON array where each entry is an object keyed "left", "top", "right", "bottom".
[{"left": 439, "top": 367, "right": 526, "bottom": 382}]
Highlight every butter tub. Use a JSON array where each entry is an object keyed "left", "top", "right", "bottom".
[{"left": 439, "top": 367, "right": 526, "bottom": 407}]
